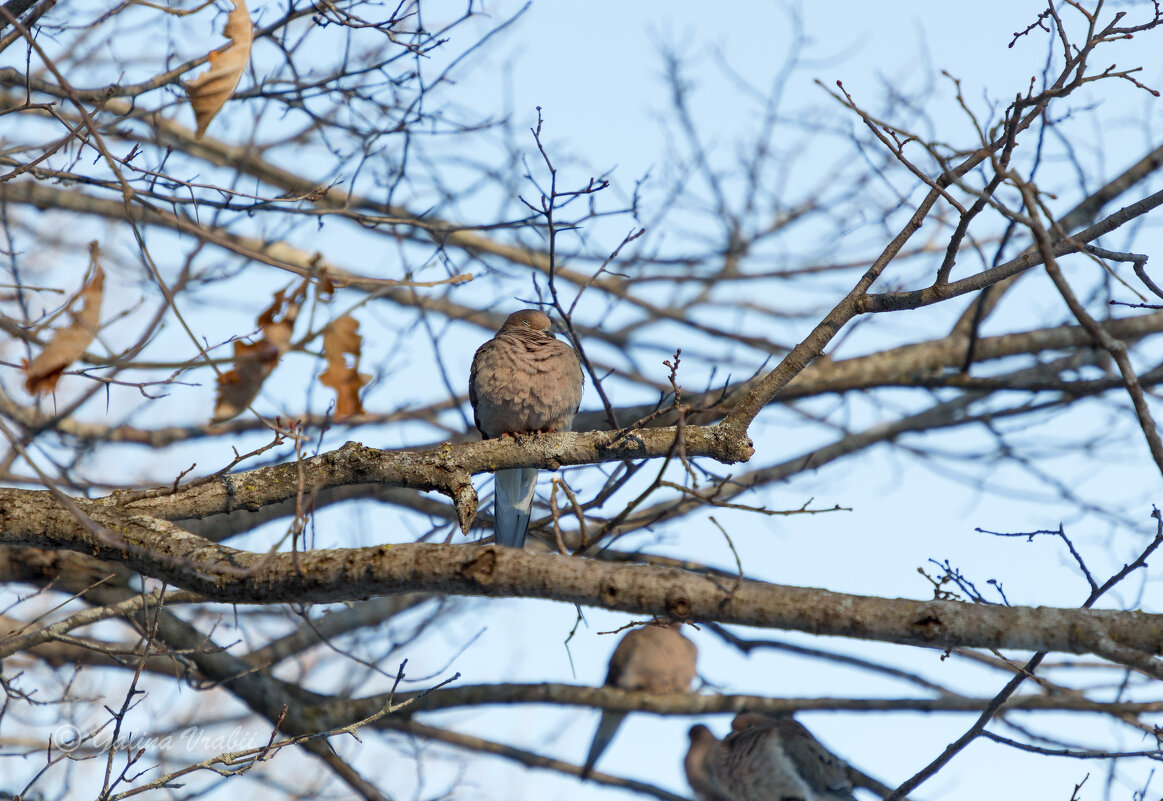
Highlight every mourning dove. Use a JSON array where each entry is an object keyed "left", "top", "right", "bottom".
[
  {"left": 581, "top": 620, "right": 698, "bottom": 778},
  {"left": 685, "top": 724, "right": 730, "bottom": 801},
  {"left": 469, "top": 309, "right": 584, "bottom": 547},
  {"left": 710, "top": 713, "right": 858, "bottom": 801}
]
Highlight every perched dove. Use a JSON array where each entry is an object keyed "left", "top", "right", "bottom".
[
  {"left": 469, "top": 309, "right": 584, "bottom": 547},
  {"left": 581, "top": 620, "right": 698, "bottom": 778},
  {"left": 685, "top": 724, "right": 730, "bottom": 801},
  {"left": 710, "top": 713, "right": 858, "bottom": 801}
]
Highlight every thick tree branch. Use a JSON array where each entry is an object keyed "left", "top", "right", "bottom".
[
  {"left": 98, "top": 428, "right": 751, "bottom": 528},
  {"left": 2, "top": 505, "right": 1162, "bottom": 661}
]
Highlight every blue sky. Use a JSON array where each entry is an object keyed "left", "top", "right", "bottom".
[
  {"left": 375, "top": 3, "right": 1163, "bottom": 800},
  {"left": 5, "top": 1, "right": 1163, "bottom": 799}
]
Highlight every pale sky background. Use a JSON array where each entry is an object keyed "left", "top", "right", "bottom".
[
  {"left": 6, "top": 1, "right": 1163, "bottom": 800},
  {"left": 354, "top": 3, "right": 1163, "bottom": 800}
]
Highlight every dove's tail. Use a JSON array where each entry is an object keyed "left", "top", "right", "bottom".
[
  {"left": 493, "top": 467, "right": 537, "bottom": 548},
  {"left": 581, "top": 709, "right": 627, "bottom": 779}
]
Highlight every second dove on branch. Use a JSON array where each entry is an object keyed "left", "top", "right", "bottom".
[
  {"left": 582, "top": 619, "right": 698, "bottom": 778},
  {"left": 469, "top": 308, "right": 584, "bottom": 548},
  {"left": 685, "top": 713, "right": 858, "bottom": 801}
]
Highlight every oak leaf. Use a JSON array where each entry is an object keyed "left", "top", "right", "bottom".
[
  {"left": 213, "top": 279, "right": 307, "bottom": 421},
  {"left": 185, "top": 0, "right": 253, "bottom": 139},
  {"left": 23, "top": 245, "right": 105, "bottom": 395},
  {"left": 318, "top": 315, "right": 369, "bottom": 419}
]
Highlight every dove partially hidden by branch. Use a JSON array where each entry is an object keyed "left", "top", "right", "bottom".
[
  {"left": 469, "top": 309, "right": 584, "bottom": 548},
  {"left": 685, "top": 713, "right": 858, "bottom": 801},
  {"left": 581, "top": 619, "right": 698, "bottom": 778}
]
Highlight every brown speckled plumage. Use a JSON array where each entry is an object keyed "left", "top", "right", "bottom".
[
  {"left": 469, "top": 309, "right": 583, "bottom": 546},
  {"left": 705, "top": 714, "right": 857, "bottom": 801}
]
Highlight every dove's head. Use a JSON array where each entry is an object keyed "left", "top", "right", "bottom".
[
  {"left": 688, "top": 724, "right": 717, "bottom": 745},
  {"left": 501, "top": 309, "right": 553, "bottom": 333},
  {"left": 731, "top": 713, "right": 769, "bottom": 732}
]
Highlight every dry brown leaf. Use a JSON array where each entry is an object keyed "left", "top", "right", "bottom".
[
  {"left": 212, "top": 279, "right": 307, "bottom": 421},
  {"left": 317, "top": 276, "right": 336, "bottom": 302},
  {"left": 212, "top": 339, "right": 280, "bottom": 422},
  {"left": 23, "top": 244, "right": 106, "bottom": 395},
  {"left": 318, "top": 315, "right": 369, "bottom": 419},
  {"left": 185, "top": 0, "right": 253, "bottom": 139}
]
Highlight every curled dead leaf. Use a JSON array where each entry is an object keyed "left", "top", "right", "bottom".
[
  {"left": 318, "top": 315, "right": 369, "bottom": 419},
  {"left": 23, "top": 244, "right": 105, "bottom": 395},
  {"left": 213, "top": 279, "right": 307, "bottom": 421},
  {"left": 185, "top": 0, "right": 253, "bottom": 139},
  {"left": 317, "top": 276, "right": 336, "bottom": 302}
]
